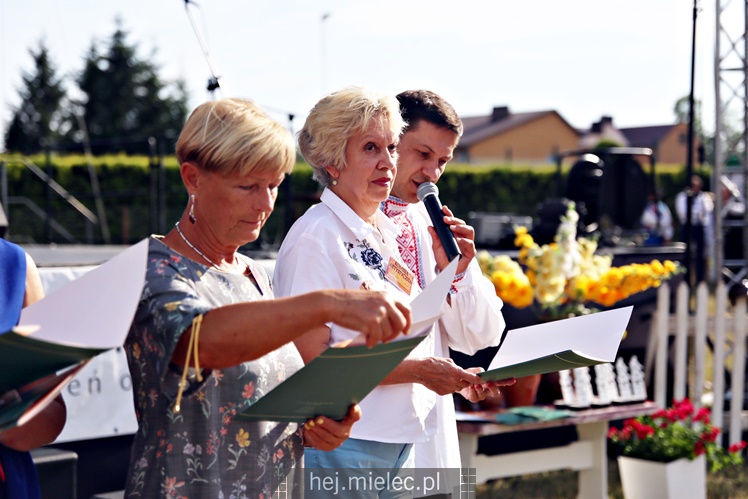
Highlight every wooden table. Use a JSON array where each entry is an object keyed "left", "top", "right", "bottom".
[{"left": 457, "top": 401, "right": 658, "bottom": 499}]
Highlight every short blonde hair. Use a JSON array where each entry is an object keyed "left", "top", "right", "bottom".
[
  {"left": 298, "top": 87, "right": 405, "bottom": 187},
  {"left": 176, "top": 98, "right": 296, "bottom": 177}
]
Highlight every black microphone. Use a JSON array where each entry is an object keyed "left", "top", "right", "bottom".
[{"left": 417, "top": 182, "right": 462, "bottom": 262}]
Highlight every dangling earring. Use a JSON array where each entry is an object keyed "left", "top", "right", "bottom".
[
  {"left": 331, "top": 179, "right": 338, "bottom": 186},
  {"left": 189, "top": 194, "right": 197, "bottom": 224}
]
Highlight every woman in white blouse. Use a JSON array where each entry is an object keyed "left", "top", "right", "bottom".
[{"left": 273, "top": 87, "right": 487, "bottom": 486}]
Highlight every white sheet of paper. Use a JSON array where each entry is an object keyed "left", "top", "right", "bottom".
[
  {"left": 18, "top": 238, "right": 148, "bottom": 349},
  {"left": 408, "top": 256, "right": 458, "bottom": 325},
  {"left": 331, "top": 318, "right": 438, "bottom": 348},
  {"left": 488, "top": 306, "right": 633, "bottom": 371},
  {"left": 331, "top": 256, "right": 458, "bottom": 348}
]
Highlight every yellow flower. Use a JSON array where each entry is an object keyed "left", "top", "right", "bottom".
[
  {"left": 513, "top": 285, "right": 534, "bottom": 308},
  {"left": 514, "top": 226, "right": 534, "bottom": 249},
  {"left": 236, "top": 428, "right": 250, "bottom": 448},
  {"left": 650, "top": 260, "right": 664, "bottom": 275},
  {"left": 489, "top": 256, "right": 535, "bottom": 308},
  {"left": 479, "top": 204, "right": 683, "bottom": 319},
  {"left": 477, "top": 250, "right": 495, "bottom": 275}
]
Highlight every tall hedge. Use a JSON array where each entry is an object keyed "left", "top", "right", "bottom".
[{"left": 0, "top": 154, "right": 701, "bottom": 249}]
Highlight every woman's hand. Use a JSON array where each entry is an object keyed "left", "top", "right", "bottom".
[
  {"left": 328, "top": 290, "right": 411, "bottom": 348},
  {"left": 390, "top": 357, "right": 483, "bottom": 395},
  {"left": 303, "top": 404, "right": 362, "bottom": 451}
]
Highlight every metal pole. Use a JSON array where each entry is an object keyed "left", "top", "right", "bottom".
[
  {"left": 149, "top": 137, "right": 158, "bottom": 234},
  {"left": 158, "top": 140, "right": 167, "bottom": 234},
  {"left": 44, "top": 144, "right": 52, "bottom": 243},
  {"left": 283, "top": 113, "right": 296, "bottom": 247},
  {"left": 555, "top": 154, "right": 564, "bottom": 198},
  {"left": 743, "top": 0, "right": 748, "bottom": 279},
  {"left": 74, "top": 104, "right": 111, "bottom": 243},
  {"left": 713, "top": 0, "right": 724, "bottom": 283},
  {"left": 685, "top": 0, "right": 698, "bottom": 292}
]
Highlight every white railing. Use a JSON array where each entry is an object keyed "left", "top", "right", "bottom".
[{"left": 650, "top": 280, "right": 747, "bottom": 446}]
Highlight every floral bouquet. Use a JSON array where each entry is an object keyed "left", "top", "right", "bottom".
[
  {"left": 477, "top": 202, "right": 682, "bottom": 320},
  {"left": 608, "top": 398, "right": 746, "bottom": 472}
]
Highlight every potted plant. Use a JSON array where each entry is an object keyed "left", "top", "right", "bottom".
[{"left": 608, "top": 398, "right": 746, "bottom": 499}]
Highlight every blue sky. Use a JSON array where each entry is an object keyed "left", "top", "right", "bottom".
[{"left": 0, "top": 0, "right": 725, "bottom": 144}]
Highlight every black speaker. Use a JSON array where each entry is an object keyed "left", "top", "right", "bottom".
[
  {"left": 724, "top": 213, "right": 744, "bottom": 262},
  {"left": 565, "top": 152, "right": 647, "bottom": 230}
]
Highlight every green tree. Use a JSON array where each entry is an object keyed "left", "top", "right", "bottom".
[
  {"left": 72, "top": 20, "right": 188, "bottom": 154},
  {"left": 3, "top": 40, "right": 66, "bottom": 154}
]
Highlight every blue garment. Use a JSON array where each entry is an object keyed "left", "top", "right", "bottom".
[
  {"left": 0, "top": 239, "right": 26, "bottom": 332},
  {"left": 305, "top": 439, "right": 414, "bottom": 498},
  {"left": 0, "top": 448, "right": 41, "bottom": 499},
  {"left": 0, "top": 238, "right": 41, "bottom": 499}
]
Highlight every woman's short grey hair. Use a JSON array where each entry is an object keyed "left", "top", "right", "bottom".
[{"left": 298, "top": 86, "right": 405, "bottom": 187}]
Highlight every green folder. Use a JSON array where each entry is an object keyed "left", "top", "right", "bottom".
[
  {"left": 479, "top": 306, "right": 633, "bottom": 381},
  {"left": 0, "top": 362, "right": 87, "bottom": 432},
  {"left": 480, "top": 350, "right": 609, "bottom": 381},
  {"left": 0, "top": 330, "right": 104, "bottom": 394},
  {"left": 0, "top": 238, "right": 147, "bottom": 430},
  {"left": 237, "top": 335, "right": 427, "bottom": 423}
]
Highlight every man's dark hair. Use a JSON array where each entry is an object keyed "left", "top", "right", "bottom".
[{"left": 396, "top": 90, "right": 463, "bottom": 136}]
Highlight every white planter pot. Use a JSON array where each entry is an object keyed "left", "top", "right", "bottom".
[{"left": 617, "top": 454, "right": 706, "bottom": 499}]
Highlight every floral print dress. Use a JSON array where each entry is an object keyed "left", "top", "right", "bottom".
[{"left": 124, "top": 237, "right": 303, "bottom": 499}]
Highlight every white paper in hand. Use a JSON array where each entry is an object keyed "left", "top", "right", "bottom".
[
  {"left": 487, "top": 306, "right": 633, "bottom": 374},
  {"left": 408, "top": 256, "right": 458, "bottom": 331},
  {"left": 331, "top": 257, "right": 458, "bottom": 348},
  {"left": 18, "top": 238, "right": 148, "bottom": 349}
]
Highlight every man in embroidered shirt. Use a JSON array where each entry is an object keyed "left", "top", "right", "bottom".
[{"left": 380, "top": 89, "right": 507, "bottom": 470}]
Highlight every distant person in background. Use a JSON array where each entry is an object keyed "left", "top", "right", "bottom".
[
  {"left": 640, "top": 188, "right": 674, "bottom": 245},
  {"left": 0, "top": 238, "right": 67, "bottom": 499},
  {"left": 675, "top": 175, "right": 714, "bottom": 284}
]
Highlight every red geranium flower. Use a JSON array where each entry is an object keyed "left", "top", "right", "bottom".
[{"left": 608, "top": 397, "right": 746, "bottom": 472}]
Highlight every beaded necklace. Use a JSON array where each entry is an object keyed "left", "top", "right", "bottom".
[{"left": 175, "top": 221, "right": 238, "bottom": 272}]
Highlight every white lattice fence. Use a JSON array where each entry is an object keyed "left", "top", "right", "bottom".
[{"left": 650, "top": 280, "right": 747, "bottom": 446}]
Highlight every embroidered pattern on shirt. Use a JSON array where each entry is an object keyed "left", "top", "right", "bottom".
[
  {"left": 345, "top": 239, "right": 386, "bottom": 281},
  {"left": 382, "top": 197, "right": 425, "bottom": 289},
  {"left": 382, "top": 196, "right": 461, "bottom": 295}
]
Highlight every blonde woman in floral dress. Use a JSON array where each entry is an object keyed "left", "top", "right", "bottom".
[{"left": 124, "top": 98, "right": 411, "bottom": 498}]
